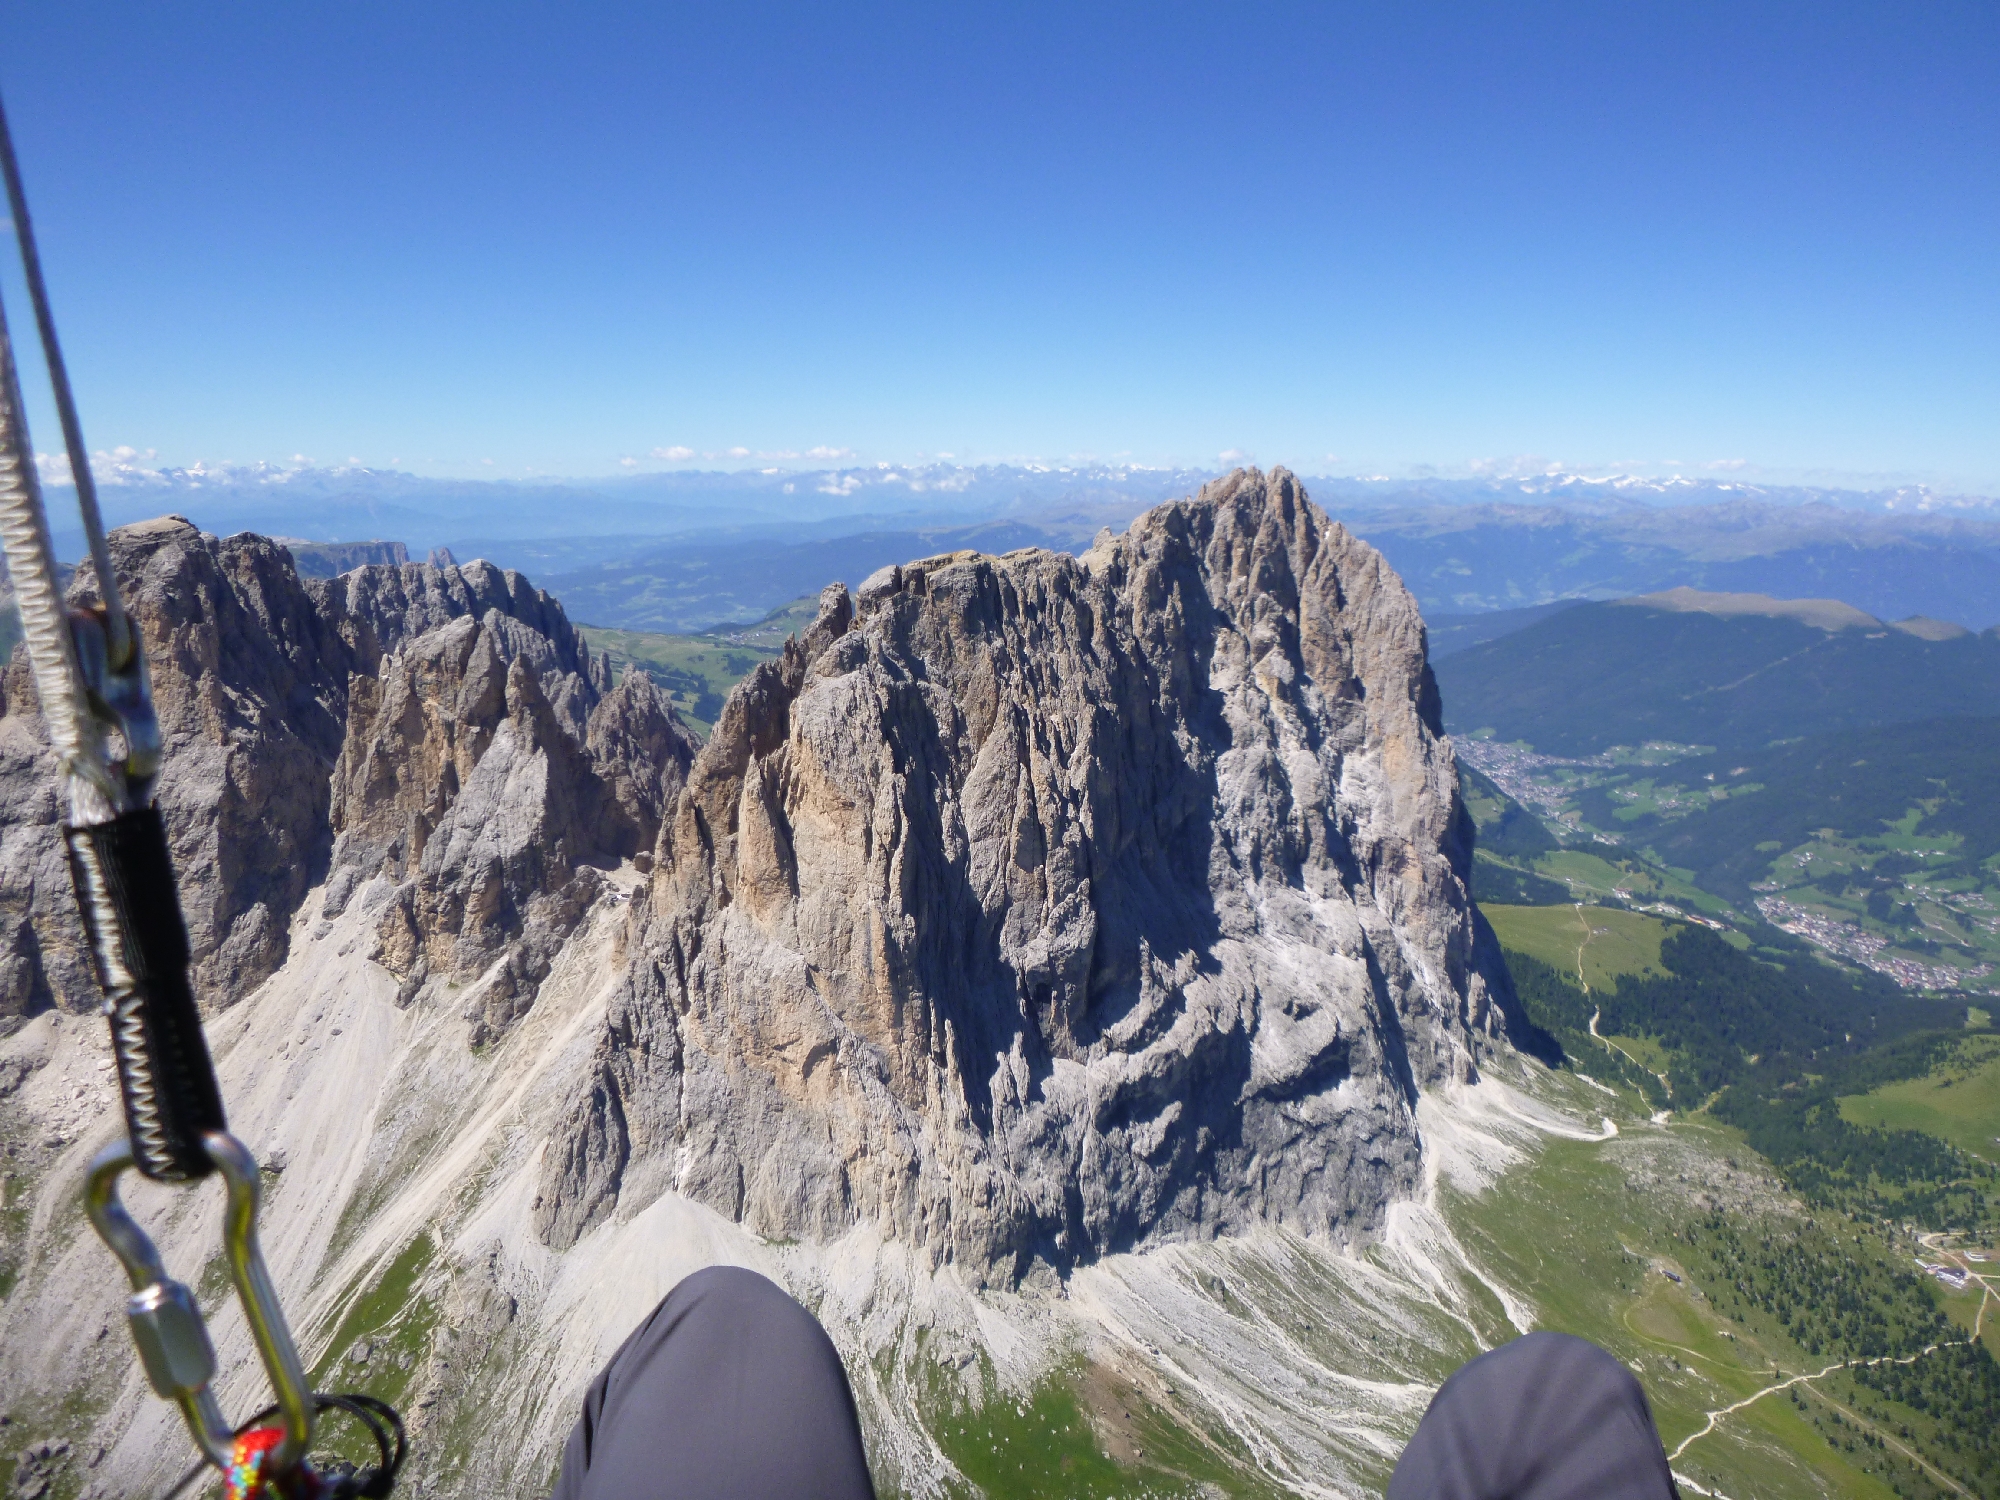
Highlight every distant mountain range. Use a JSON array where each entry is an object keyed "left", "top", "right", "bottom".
[
  {"left": 22, "top": 462, "right": 2000, "bottom": 632},
  {"left": 1435, "top": 587, "right": 2000, "bottom": 756},
  {"left": 36, "top": 460, "right": 1213, "bottom": 559},
  {"left": 1355, "top": 499, "right": 2000, "bottom": 627}
]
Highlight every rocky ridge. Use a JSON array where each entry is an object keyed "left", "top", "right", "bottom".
[
  {"left": 0, "top": 470, "right": 1535, "bottom": 1498},
  {"left": 0, "top": 516, "right": 682, "bottom": 1034},
  {"left": 531, "top": 468, "right": 1511, "bottom": 1278}
]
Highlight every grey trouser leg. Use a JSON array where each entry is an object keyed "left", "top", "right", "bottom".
[
  {"left": 550, "top": 1265, "right": 877, "bottom": 1500},
  {"left": 1388, "top": 1332, "right": 1680, "bottom": 1500}
]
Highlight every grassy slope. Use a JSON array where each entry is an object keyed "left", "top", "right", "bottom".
[
  {"left": 1462, "top": 721, "right": 2000, "bottom": 993},
  {"left": 1450, "top": 1084, "right": 1997, "bottom": 1500},
  {"left": 29, "top": 1054, "right": 1976, "bottom": 1499},
  {"left": 1448, "top": 1124, "right": 1898, "bottom": 1500},
  {"left": 1439, "top": 605, "right": 2000, "bottom": 999},
  {"left": 581, "top": 626, "right": 775, "bottom": 734},
  {"left": 906, "top": 1047, "right": 1996, "bottom": 1499},
  {"left": 577, "top": 594, "right": 816, "bottom": 734},
  {"left": 1435, "top": 604, "right": 2000, "bottom": 758},
  {"left": 1641, "top": 719, "right": 2000, "bottom": 903},
  {"left": 1480, "top": 903, "right": 1668, "bottom": 990},
  {"left": 922, "top": 1361, "right": 1278, "bottom": 1500},
  {"left": 1841, "top": 1033, "right": 2000, "bottom": 1167}
]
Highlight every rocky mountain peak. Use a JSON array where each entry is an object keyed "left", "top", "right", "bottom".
[
  {"left": 319, "top": 554, "right": 610, "bottom": 738},
  {"left": 1, "top": 471, "right": 1549, "bottom": 1500},
  {"left": 536, "top": 467, "right": 1508, "bottom": 1281},
  {"left": 0, "top": 517, "right": 688, "bottom": 1035}
]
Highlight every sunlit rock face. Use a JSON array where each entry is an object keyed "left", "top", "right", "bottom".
[
  {"left": 0, "top": 471, "right": 1549, "bottom": 1500},
  {"left": 536, "top": 468, "right": 1509, "bottom": 1280},
  {"left": 332, "top": 617, "right": 695, "bottom": 1035}
]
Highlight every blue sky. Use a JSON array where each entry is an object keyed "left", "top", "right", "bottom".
[{"left": 0, "top": 2, "right": 1994, "bottom": 487}]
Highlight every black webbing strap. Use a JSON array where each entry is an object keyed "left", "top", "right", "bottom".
[{"left": 64, "top": 806, "right": 226, "bottom": 1181}]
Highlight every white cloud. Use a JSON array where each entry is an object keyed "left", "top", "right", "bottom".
[
  {"left": 651, "top": 445, "right": 695, "bottom": 461},
  {"left": 1703, "top": 458, "right": 1749, "bottom": 471},
  {"left": 619, "top": 456, "right": 638, "bottom": 468},
  {"left": 726, "top": 446, "right": 751, "bottom": 458},
  {"left": 1218, "top": 448, "right": 1252, "bottom": 464},
  {"left": 805, "top": 445, "right": 855, "bottom": 461},
  {"left": 1468, "top": 454, "right": 1558, "bottom": 478},
  {"left": 40, "top": 445, "right": 170, "bottom": 485}
]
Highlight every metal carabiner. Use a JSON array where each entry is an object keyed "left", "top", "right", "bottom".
[
  {"left": 85, "top": 1131, "right": 317, "bottom": 1477},
  {"left": 68, "top": 602, "right": 162, "bottom": 804}
]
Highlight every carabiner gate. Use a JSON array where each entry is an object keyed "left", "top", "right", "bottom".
[{"left": 85, "top": 1131, "right": 317, "bottom": 1478}]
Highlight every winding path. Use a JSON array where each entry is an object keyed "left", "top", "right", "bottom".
[
  {"left": 1646, "top": 1233, "right": 1996, "bottom": 1496},
  {"left": 1571, "top": 903, "right": 1674, "bottom": 1100},
  {"left": 1666, "top": 1326, "right": 1986, "bottom": 1498}
]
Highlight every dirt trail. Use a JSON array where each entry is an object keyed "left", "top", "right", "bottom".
[
  {"left": 1668, "top": 1337, "right": 1978, "bottom": 1498},
  {"left": 1573, "top": 903, "right": 1674, "bottom": 1100}
]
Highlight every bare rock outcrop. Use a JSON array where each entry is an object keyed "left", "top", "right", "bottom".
[
  {"left": 318, "top": 557, "right": 610, "bottom": 741},
  {"left": 0, "top": 655, "right": 91, "bottom": 1027},
  {"left": 1, "top": 518, "right": 357, "bottom": 1022},
  {"left": 585, "top": 670, "right": 702, "bottom": 857},
  {"left": 536, "top": 469, "right": 1507, "bottom": 1278},
  {"left": 0, "top": 520, "right": 684, "bottom": 1039},
  {"left": 280, "top": 538, "right": 410, "bottom": 578},
  {"left": 326, "top": 613, "right": 694, "bottom": 1035},
  {"left": 110, "top": 520, "right": 357, "bottom": 1004},
  {"left": 359, "top": 654, "right": 617, "bottom": 1037}
]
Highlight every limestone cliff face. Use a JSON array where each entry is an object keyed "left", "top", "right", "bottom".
[
  {"left": 535, "top": 469, "right": 1504, "bottom": 1279},
  {"left": 0, "top": 519, "right": 687, "bottom": 1038},
  {"left": 0, "top": 471, "right": 1548, "bottom": 1500},
  {"left": 0, "top": 656, "right": 90, "bottom": 1023},
  {"left": 2, "top": 517, "right": 354, "bottom": 1023},
  {"left": 335, "top": 621, "right": 696, "bottom": 1035},
  {"left": 319, "top": 557, "right": 611, "bottom": 742},
  {"left": 3, "top": 475, "right": 1504, "bottom": 1280}
]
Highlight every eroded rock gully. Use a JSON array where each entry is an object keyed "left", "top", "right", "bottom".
[{"left": 534, "top": 468, "right": 1514, "bottom": 1280}]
